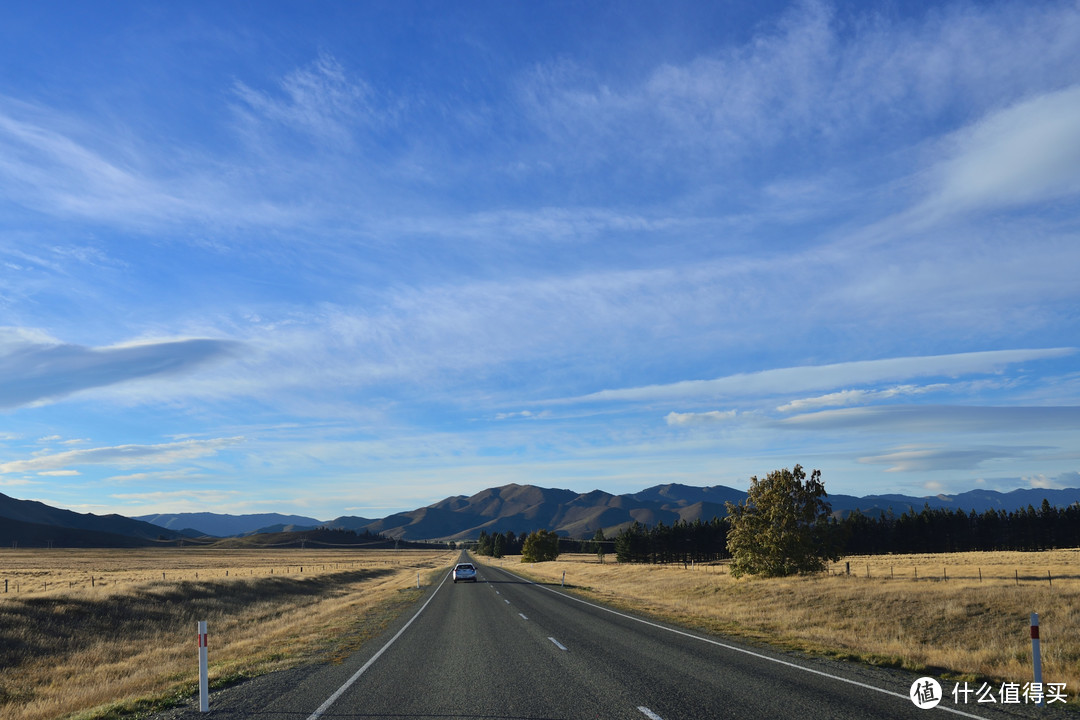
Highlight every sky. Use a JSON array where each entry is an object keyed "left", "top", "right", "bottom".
[{"left": 1, "top": 0, "right": 1079, "bottom": 521}]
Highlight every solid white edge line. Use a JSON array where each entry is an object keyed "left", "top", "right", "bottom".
[
  {"left": 637, "top": 706, "right": 664, "bottom": 720},
  {"left": 548, "top": 636, "right": 568, "bottom": 651},
  {"left": 305, "top": 570, "right": 452, "bottom": 720},
  {"left": 487, "top": 565, "right": 987, "bottom": 720}
]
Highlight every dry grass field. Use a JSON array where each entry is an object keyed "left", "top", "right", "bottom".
[
  {"left": 5, "top": 547, "right": 1078, "bottom": 719},
  {"left": 0, "top": 548, "right": 456, "bottom": 720},
  {"left": 500, "top": 550, "right": 1080, "bottom": 698}
]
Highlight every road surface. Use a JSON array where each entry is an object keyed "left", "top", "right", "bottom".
[{"left": 158, "top": 554, "right": 1067, "bottom": 719}]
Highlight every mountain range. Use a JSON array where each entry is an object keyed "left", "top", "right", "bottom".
[
  {"left": 5, "top": 482, "right": 1080, "bottom": 547},
  {"left": 0, "top": 492, "right": 195, "bottom": 548}
]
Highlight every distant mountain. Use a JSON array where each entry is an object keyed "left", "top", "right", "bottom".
[
  {"left": 0, "top": 516, "right": 159, "bottom": 548},
  {"left": 5, "top": 482, "right": 1080, "bottom": 548},
  {"left": 0, "top": 492, "right": 187, "bottom": 545},
  {"left": 338, "top": 482, "right": 1080, "bottom": 541},
  {"left": 136, "top": 512, "right": 324, "bottom": 537},
  {"left": 825, "top": 487, "right": 1080, "bottom": 517},
  {"left": 320, "top": 516, "right": 376, "bottom": 532}
]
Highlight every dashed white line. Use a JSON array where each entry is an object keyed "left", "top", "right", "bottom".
[
  {"left": 637, "top": 707, "right": 663, "bottom": 720},
  {"left": 548, "top": 637, "right": 568, "bottom": 651},
  {"left": 504, "top": 599, "right": 510, "bottom": 604},
  {"left": 488, "top": 565, "right": 989, "bottom": 720},
  {"left": 519, "top": 612, "right": 528, "bottom": 620}
]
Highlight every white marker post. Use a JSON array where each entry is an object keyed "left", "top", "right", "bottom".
[
  {"left": 1031, "top": 612, "right": 1043, "bottom": 705},
  {"left": 198, "top": 621, "right": 209, "bottom": 712}
]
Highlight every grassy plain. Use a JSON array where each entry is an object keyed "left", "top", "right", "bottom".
[
  {"left": 0, "top": 548, "right": 455, "bottom": 720},
  {"left": 499, "top": 549, "right": 1080, "bottom": 696}
]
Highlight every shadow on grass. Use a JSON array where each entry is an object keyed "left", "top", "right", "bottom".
[{"left": 0, "top": 569, "right": 394, "bottom": 669}]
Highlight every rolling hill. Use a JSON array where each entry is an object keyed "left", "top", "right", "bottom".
[{"left": 0, "top": 492, "right": 191, "bottom": 546}]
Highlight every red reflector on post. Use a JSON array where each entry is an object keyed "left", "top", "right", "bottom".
[{"left": 1031, "top": 626, "right": 1039, "bottom": 639}]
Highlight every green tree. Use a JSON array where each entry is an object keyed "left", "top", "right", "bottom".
[
  {"left": 476, "top": 530, "right": 492, "bottom": 556},
  {"left": 593, "top": 527, "right": 607, "bottom": 563},
  {"left": 725, "top": 465, "right": 840, "bottom": 578},
  {"left": 521, "top": 529, "right": 560, "bottom": 563}
]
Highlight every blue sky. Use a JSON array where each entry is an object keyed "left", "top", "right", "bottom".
[{"left": 1, "top": 0, "right": 1078, "bottom": 521}]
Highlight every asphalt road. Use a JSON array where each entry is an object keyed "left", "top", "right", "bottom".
[{"left": 158, "top": 553, "right": 1070, "bottom": 719}]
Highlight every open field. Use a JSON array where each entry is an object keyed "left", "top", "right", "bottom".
[
  {"left": 501, "top": 549, "right": 1080, "bottom": 699},
  {"left": 0, "top": 548, "right": 456, "bottom": 720}
]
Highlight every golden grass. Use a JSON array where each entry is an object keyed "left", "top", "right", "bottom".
[
  {"left": 498, "top": 550, "right": 1080, "bottom": 693},
  {"left": 0, "top": 548, "right": 455, "bottom": 720}
]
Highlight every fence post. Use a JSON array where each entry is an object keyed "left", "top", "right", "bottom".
[
  {"left": 1030, "top": 613, "right": 1043, "bottom": 706},
  {"left": 198, "top": 621, "right": 209, "bottom": 712}
]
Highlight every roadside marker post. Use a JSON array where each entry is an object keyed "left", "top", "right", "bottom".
[
  {"left": 198, "top": 621, "right": 209, "bottom": 712},
  {"left": 1030, "top": 612, "right": 1043, "bottom": 705}
]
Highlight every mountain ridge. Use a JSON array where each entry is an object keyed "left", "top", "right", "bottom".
[{"left": 5, "top": 483, "right": 1080, "bottom": 546}]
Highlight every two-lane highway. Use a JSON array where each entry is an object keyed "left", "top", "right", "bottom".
[{"left": 162, "top": 554, "right": 1067, "bottom": 719}]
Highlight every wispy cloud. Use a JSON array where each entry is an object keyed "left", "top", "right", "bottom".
[
  {"left": 551, "top": 349, "right": 1075, "bottom": 406},
  {"left": 516, "top": 1, "right": 1080, "bottom": 179},
  {"left": 0, "top": 437, "right": 243, "bottom": 474},
  {"left": 777, "top": 384, "right": 948, "bottom": 413},
  {"left": 232, "top": 53, "right": 384, "bottom": 150},
  {"left": 858, "top": 444, "right": 1030, "bottom": 472},
  {"left": 0, "top": 328, "right": 241, "bottom": 408},
  {"left": 914, "top": 85, "right": 1080, "bottom": 222},
  {"left": 782, "top": 406, "right": 1080, "bottom": 434},
  {"left": 665, "top": 410, "right": 737, "bottom": 426}
]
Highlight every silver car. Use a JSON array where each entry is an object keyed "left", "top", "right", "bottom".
[{"left": 453, "top": 562, "right": 477, "bottom": 583}]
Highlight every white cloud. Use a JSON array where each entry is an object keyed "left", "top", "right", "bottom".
[
  {"left": 858, "top": 444, "right": 1022, "bottom": 472},
  {"left": 494, "top": 410, "right": 553, "bottom": 421},
  {"left": 777, "top": 384, "right": 948, "bottom": 412},
  {"left": 0, "top": 437, "right": 244, "bottom": 474},
  {"left": 554, "top": 349, "right": 1075, "bottom": 406},
  {"left": 783, "top": 405, "right": 1080, "bottom": 434},
  {"left": 37, "top": 470, "right": 80, "bottom": 476},
  {"left": 517, "top": 1, "right": 1080, "bottom": 176},
  {"left": 0, "top": 327, "right": 241, "bottom": 408},
  {"left": 665, "top": 410, "right": 736, "bottom": 426},
  {"left": 920, "top": 85, "right": 1080, "bottom": 219},
  {"left": 1028, "top": 472, "right": 1080, "bottom": 490},
  {"left": 232, "top": 53, "right": 381, "bottom": 149}
]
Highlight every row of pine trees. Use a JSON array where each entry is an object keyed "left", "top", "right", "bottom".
[{"left": 471, "top": 501, "right": 1080, "bottom": 564}]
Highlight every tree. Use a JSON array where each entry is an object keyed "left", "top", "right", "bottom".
[
  {"left": 593, "top": 528, "right": 607, "bottom": 563},
  {"left": 725, "top": 465, "right": 840, "bottom": 578},
  {"left": 521, "top": 529, "right": 560, "bottom": 563}
]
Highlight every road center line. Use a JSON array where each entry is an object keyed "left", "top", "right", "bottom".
[
  {"left": 548, "top": 637, "right": 568, "bottom": 651},
  {"left": 637, "top": 707, "right": 663, "bottom": 720},
  {"left": 304, "top": 570, "right": 451, "bottom": 720},
  {"left": 519, "top": 612, "right": 528, "bottom": 620},
  {"left": 488, "top": 564, "right": 987, "bottom": 720}
]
